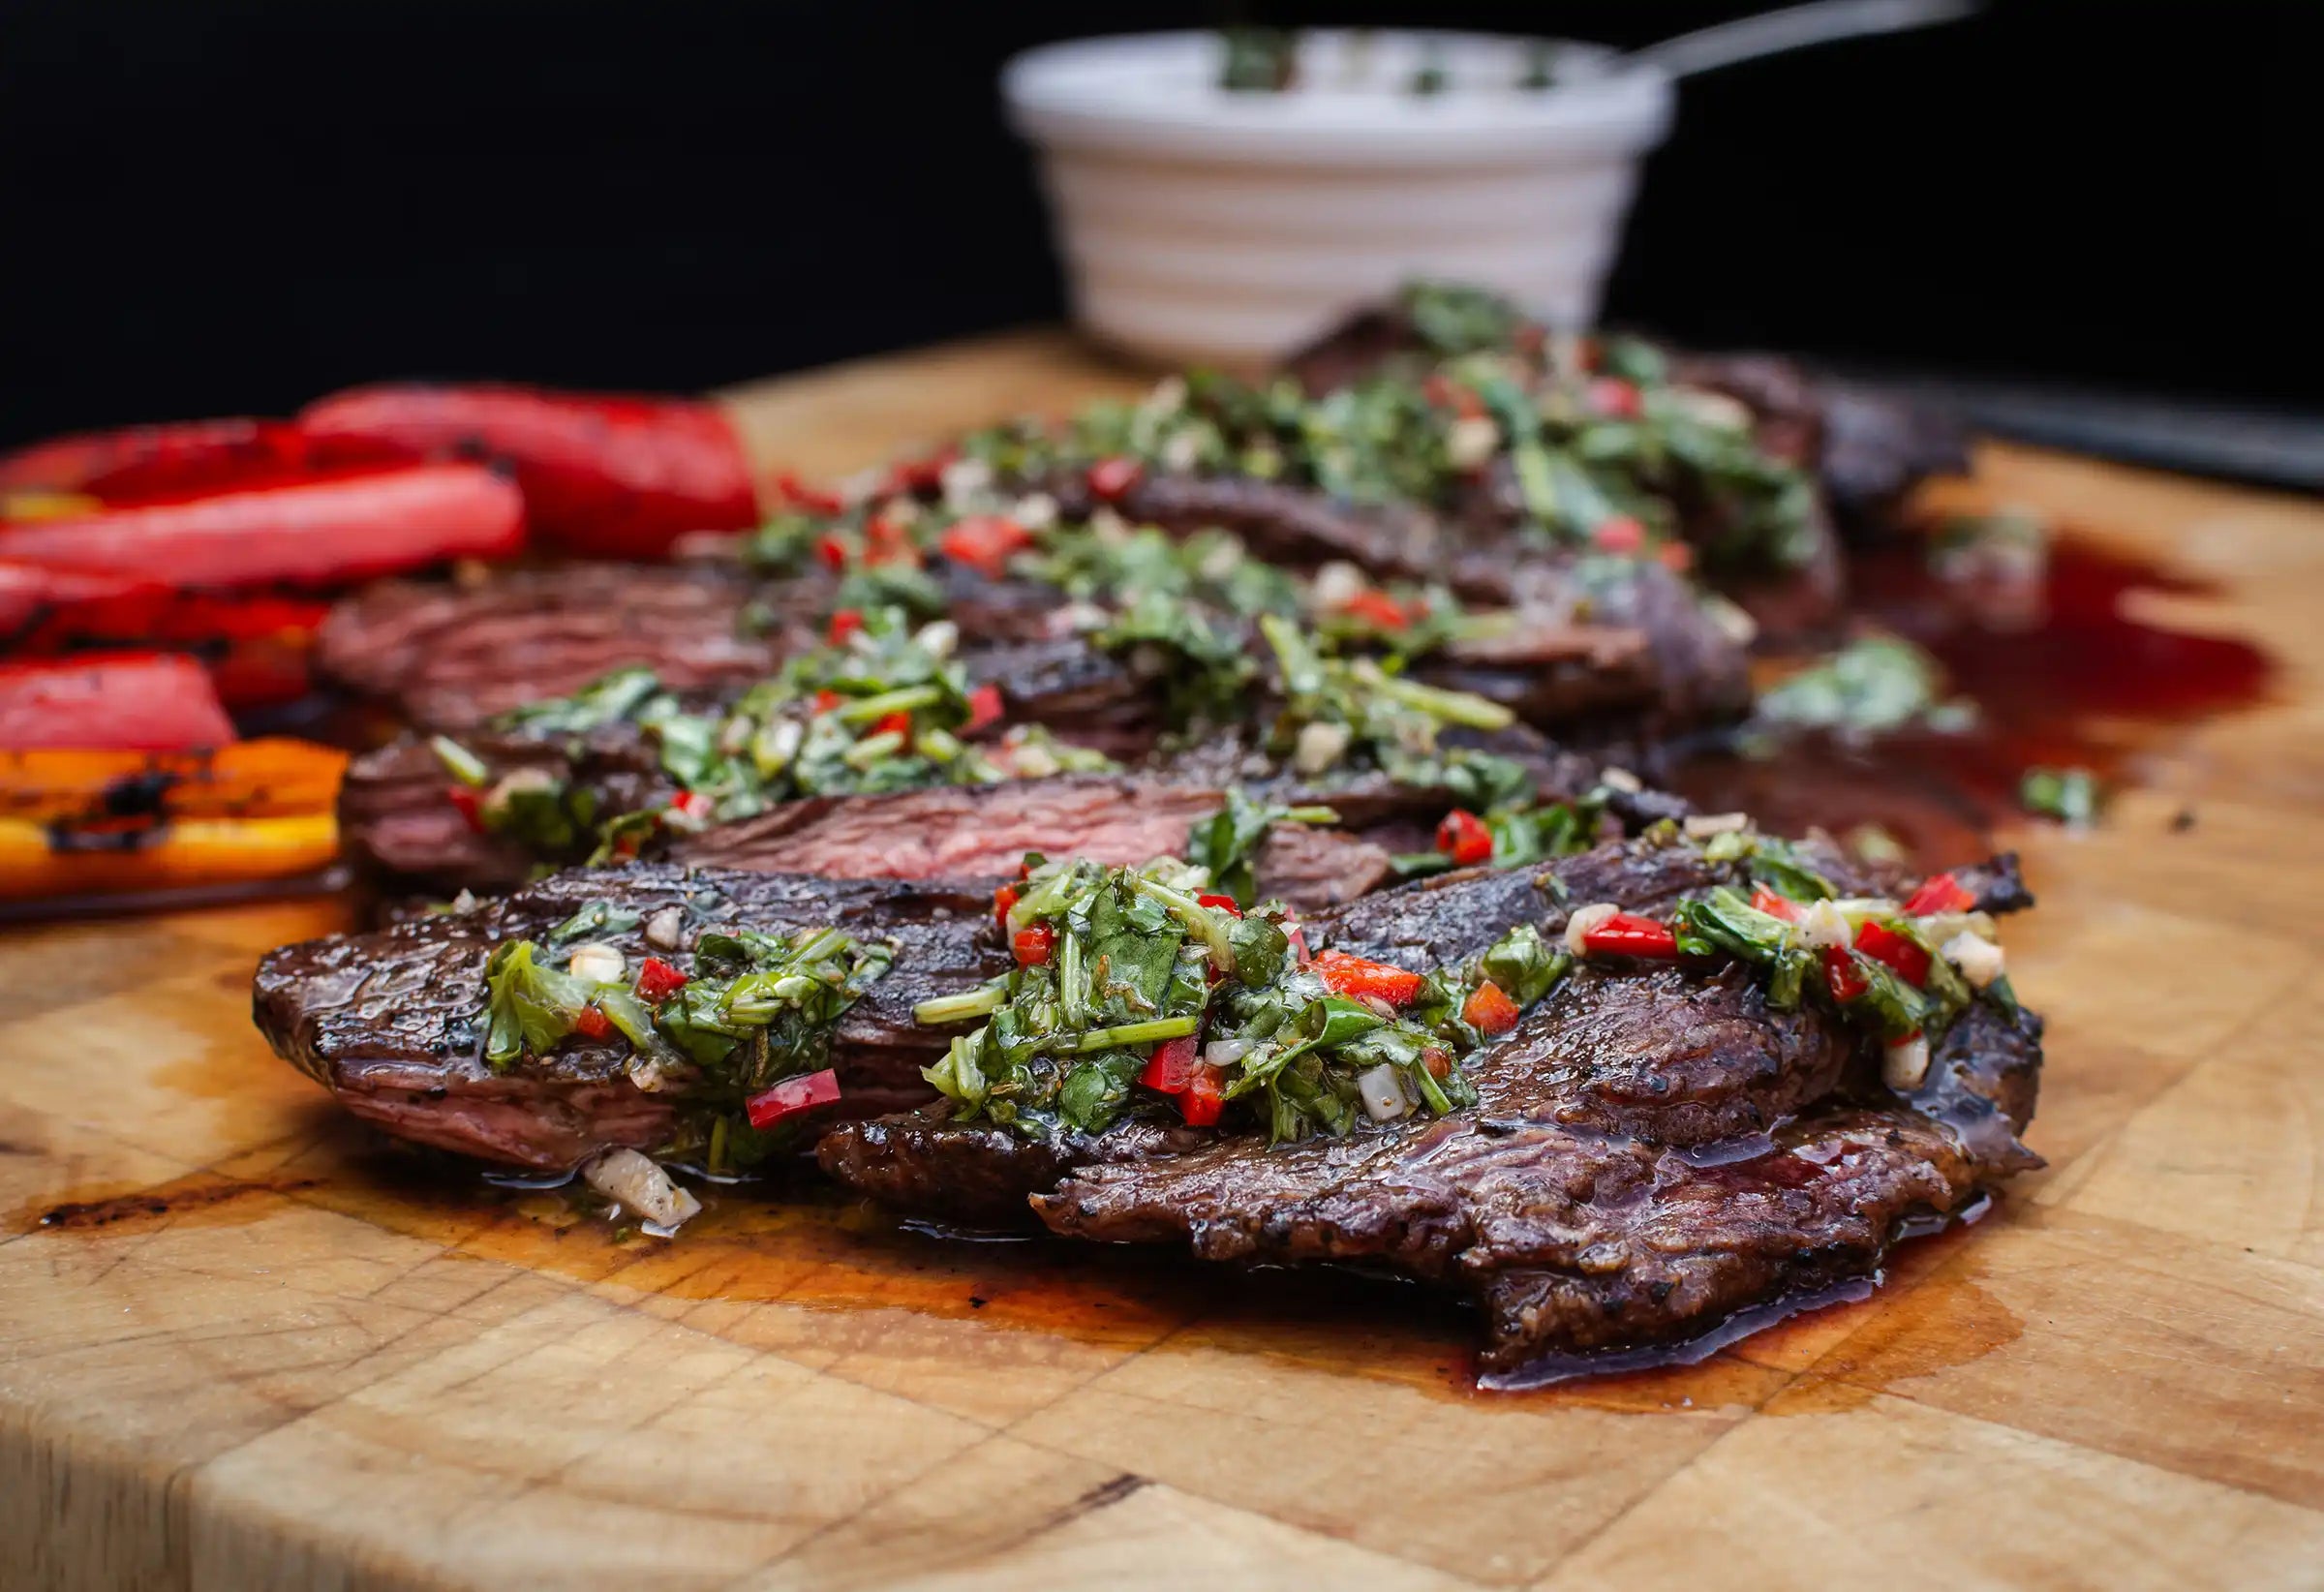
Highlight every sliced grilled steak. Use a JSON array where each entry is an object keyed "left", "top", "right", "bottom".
[
  {"left": 253, "top": 866, "right": 1004, "bottom": 1170},
  {"left": 317, "top": 563, "right": 819, "bottom": 730},
  {"left": 814, "top": 836, "right": 1779, "bottom": 1218},
  {"left": 1053, "top": 472, "right": 1750, "bottom": 730},
  {"left": 666, "top": 779, "right": 1393, "bottom": 907},
  {"left": 1029, "top": 858, "right": 2039, "bottom": 1376},
  {"left": 1675, "top": 354, "right": 1971, "bottom": 536},
  {"left": 1286, "top": 298, "right": 1968, "bottom": 545}
]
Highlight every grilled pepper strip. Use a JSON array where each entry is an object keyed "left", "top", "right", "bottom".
[
  {"left": 0, "top": 463, "right": 526, "bottom": 589},
  {"left": 0, "top": 811, "right": 338, "bottom": 902},
  {"left": 0, "top": 562, "right": 332, "bottom": 708},
  {"left": 0, "top": 654, "right": 235, "bottom": 750},
  {"left": 297, "top": 384, "right": 757, "bottom": 558},
  {"left": 0, "top": 740, "right": 347, "bottom": 824},
  {"left": 0, "top": 417, "right": 324, "bottom": 502}
]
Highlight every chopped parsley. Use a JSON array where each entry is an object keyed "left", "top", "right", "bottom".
[
  {"left": 915, "top": 856, "right": 1566, "bottom": 1143},
  {"left": 482, "top": 910, "right": 896, "bottom": 1171}
]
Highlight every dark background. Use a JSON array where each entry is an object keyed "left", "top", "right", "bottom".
[{"left": 3, "top": 0, "right": 2316, "bottom": 449}]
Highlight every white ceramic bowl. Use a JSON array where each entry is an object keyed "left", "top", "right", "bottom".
[{"left": 1002, "top": 29, "right": 1674, "bottom": 368}]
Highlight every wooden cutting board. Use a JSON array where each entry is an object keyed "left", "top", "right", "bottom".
[{"left": 5, "top": 332, "right": 2323, "bottom": 1591}]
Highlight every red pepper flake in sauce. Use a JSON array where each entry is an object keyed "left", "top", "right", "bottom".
[
  {"left": 1435, "top": 808, "right": 1493, "bottom": 867},
  {"left": 746, "top": 1067, "right": 841, "bottom": 1130},
  {"left": 1086, "top": 455, "right": 1143, "bottom": 503},
  {"left": 1593, "top": 515, "right": 1647, "bottom": 555},
  {"left": 633, "top": 957, "right": 688, "bottom": 1003}
]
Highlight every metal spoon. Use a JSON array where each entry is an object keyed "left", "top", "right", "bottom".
[{"left": 1624, "top": 0, "right": 1977, "bottom": 80}]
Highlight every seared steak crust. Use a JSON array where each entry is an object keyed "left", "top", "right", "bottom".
[
  {"left": 253, "top": 866, "right": 1006, "bottom": 1170},
  {"left": 1034, "top": 964, "right": 2039, "bottom": 1375}
]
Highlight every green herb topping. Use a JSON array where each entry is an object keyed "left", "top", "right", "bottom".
[
  {"left": 914, "top": 855, "right": 1569, "bottom": 1144},
  {"left": 481, "top": 909, "right": 896, "bottom": 1171}
]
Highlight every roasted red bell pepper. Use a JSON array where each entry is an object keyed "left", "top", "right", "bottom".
[
  {"left": 746, "top": 1067, "right": 842, "bottom": 1130},
  {"left": 0, "top": 562, "right": 331, "bottom": 709},
  {"left": 0, "top": 417, "right": 320, "bottom": 502},
  {"left": 0, "top": 653, "right": 236, "bottom": 750},
  {"left": 297, "top": 383, "right": 758, "bottom": 558},
  {"left": 1312, "top": 949, "right": 1424, "bottom": 1006},
  {"left": 0, "top": 463, "right": 525, "bottom": 590}
]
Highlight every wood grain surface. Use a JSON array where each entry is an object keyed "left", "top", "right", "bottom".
[{"left": 5, "top": 332, "right": 2323, "bottom": 1591}]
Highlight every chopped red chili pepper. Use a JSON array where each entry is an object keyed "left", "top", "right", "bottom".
[
  {"left": 745, "top": 1067, "right": 841, "bottom": 1130},
  {"left": 1177, "top": 1063, "right": 1226, "bottom": 1126},
  {"left": 571, "top": 1005, "right": 614, "bottom": 1042},
  {"left": 1822, "top": 946, "right": 1869, "bottom": 1002},
  {"left": 1136, "top": 1034, "right": 1201, "bottom": 1095},
  {"left": 1853, "top": 920, "right": 1932, "bottom": 986},
  {"left": 1284, "top": 918, "right": 1311, "bottom": 966},
  {"left": 1588, "top": 377, "right": 1642, "bottom": 418},
  {"left": 1580, "top": 912, "right": 1680, "bottom": 958},
  {"left": 992, "top": 882, "right": 1020, "bottom": 931},
  {"left": 1461, "top": 979, "right": 1522, "bottom": 1036},
  {"left": 446, "top": 784, "right": 484, "bottom": 834},
  {"left": 863, "top": 511, "right": 915, "bottom": 565},
  {"left": 1012, "top": 921, "right": 1056, "bottom": 966},
  {"left": 1593, "top": 515, "right": 1647, "bottom": 555},
  {"left": 633, "top": 958, "right": 689, "bottom": 1003},
  {"left": 1748, "top": 886, "right": 1800, "bottom": 922},
  {"left": 1422, "top": 374, "right": 1485, "bottom": 418},
  {"left": 1435, "top": 808, "right": 1493, "bottom": 867},
  {"left": 771, "top": 470, "right": 844, "bottom": 514},
  {"left": 1086, "top": 455, "right": 1143, "bottom": 503},
  {"left": 1312, "top": 950, "right": 1423, "bottom": 1006},
  {"left": 1338, "top": 588, "right": 1411, "bottom": 630},
  {"left": 1903, "top": 872, "right": 1976, "bottom": 917},
  {"left": 825, "top": 608, "right": 865, "bottom": 645},
  {"left": 963, "top": 683, "right": 1004, "bottom": 734},
  {"left": 811, "top": 689, "right": 844, "bottom": 714},
  {"left": 1195, "top": 892, "right": 1242, "bottom": 916},
  {"left": 667, "top": 789, "right": 715, "bottom": 823},
  {"left": 1658, "top": 541, "right": 1695, "bottom": 575},
  {"left": 872, "top": 711, "right": 913, "bottom": 739},
  {"left": 814, "top": 535, "right": 849, "bottom": 571},
  {"left": 936, "top": 515, "right": 1031, "bottom": 578}
]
